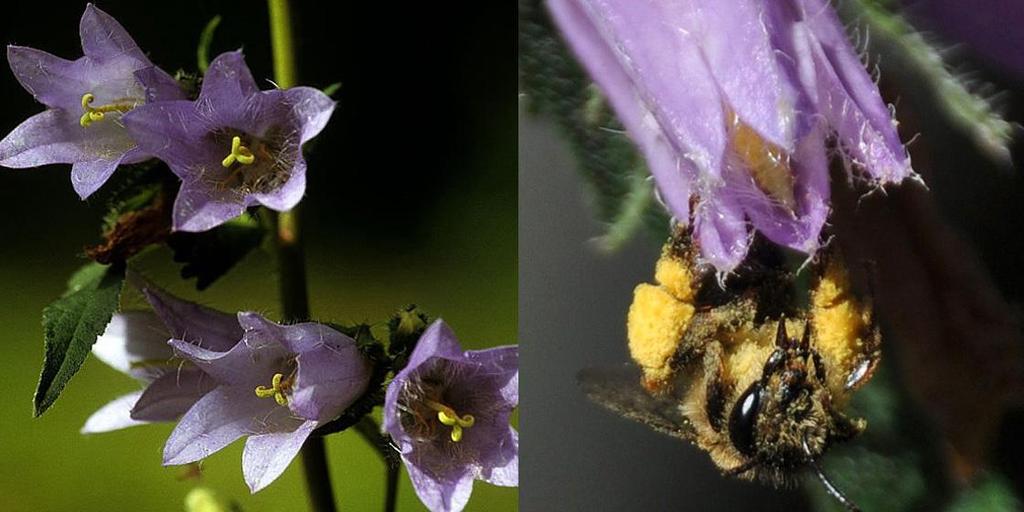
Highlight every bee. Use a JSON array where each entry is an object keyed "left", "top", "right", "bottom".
[{"left": 580, "top": 227, "right": 880, "bottom": 511}]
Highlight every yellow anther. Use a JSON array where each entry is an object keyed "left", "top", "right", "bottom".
[
  {"left": 222, "top": 136, "right": 256, "bottom": 167},
  {"left": 254, "top": 372, "right": 291, "bottom": 406},
  {"left": 426, "top": 400, "right": 475, "bottom": 443},
  {"left": 79, "top": 92, "right": 134, "bottom": 127}
]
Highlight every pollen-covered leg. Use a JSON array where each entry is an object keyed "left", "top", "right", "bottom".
[{"left": 810, "top": 249, "right": 881, "bottom": 397}]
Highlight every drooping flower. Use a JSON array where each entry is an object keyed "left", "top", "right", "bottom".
[
  {"left": 161, "top": 312, "right": 371, "bottom": 492},
  {"left": 383, "top": 320, "right": 518, "bottom": 512},
  {"left": 547, "top": 0, "right": 917, "bottom": 273},
  {"left": 81, "top": 283, "right": 242, "bottom": 433},
  {"left": 0, "top": 4, "right": 185, "bottom": 199},
  {"left": 122, "top": 51, "right": 335, "bottom": 232}
]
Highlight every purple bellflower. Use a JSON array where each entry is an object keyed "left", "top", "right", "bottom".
[
  {"left": 161, "top": 312, "right": 371, "bottom": 492},
  {"left": 0, "top": 4, "right": 185, "bottom": 199},
  {"left": 123, "top": 51, "right": 335, "bottom": 232},
  {"left": 384, "top": 320, "right": 518, "bottom": 512},
  {"left": 82, "top": 284, "right": 241, "bottom": 434},
  {"left": 548, "top": 0, "right": 918, "bottom": 273}
]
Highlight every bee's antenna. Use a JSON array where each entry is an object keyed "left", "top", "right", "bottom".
[{"left": 802, "top": 439, "right": 861, "bottom": 512}]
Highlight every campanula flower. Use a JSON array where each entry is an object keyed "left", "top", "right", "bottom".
[
  {"left": 0, "top": 4, "right": 185, "bottom": 198},
  {"left": 161, "top": 313, "right": 371, "bottom": 492},
  {"left": 123, "top": 51, "right": 335, "bottom": 232},
  {"left": 383, "top": 320, "right": 518, "bottom": 512},
  {"left": 82, "top": 284, "right": 241, "bottom": 433},
  {"left": 547, "top": 0, "right": 917, "bottom": 273}
]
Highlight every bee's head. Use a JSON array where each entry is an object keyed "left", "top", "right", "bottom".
[{"left": 727, "top": 320, "right": 863, "bottom": 477}]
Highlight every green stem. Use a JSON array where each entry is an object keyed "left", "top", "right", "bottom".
[
  {"left": 267, "top": 2, "right": 333, "bottom": 512},
  {"left": 355, "top": 417, "right": 400, "bottom": 512},
  {"left": 268, "top": 0, "right": 297, "bottom": 89}
]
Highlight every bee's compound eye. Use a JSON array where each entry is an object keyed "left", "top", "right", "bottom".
[{"left": 729, "top": 381, "right": 762, "bottom": 457}]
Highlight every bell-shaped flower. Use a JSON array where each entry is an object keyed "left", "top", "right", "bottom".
[
  {"left": 0, "top": 4, "right": 185, "bottom": 198},
  {"left": 122, "top": 51, "right": 335, "bottom": 232},
  {"left": 161, "top": 313, "right": 371, "bottom": 492},
  {"left": 383, "top": 320, "right": 518, "bottom": 512},
  {"left": 81, "top": 284, "right": 242, "bottom": 433},
  {"left": 547, "top": 0, "right": 917, "bottom": 273}
]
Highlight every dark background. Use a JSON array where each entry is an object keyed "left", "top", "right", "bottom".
[{"left": 0, "top": 1, "right": 516, "bottom": 511}]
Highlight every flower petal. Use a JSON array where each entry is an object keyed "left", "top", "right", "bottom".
[
  {"left": 168, "top": 335, "right": 286, "bottom": 387},
  {"left": 6, "top": 46, "right": 89, "bottom": 111},
  {"left": 727, "top": 122, "right": 830, "bottom": 255},
  {"left": 140, "top": 284, "right": 242, "bottom": 352},
  {"left": 122, "top": 100, "right": 220, "bottom": 171},
  {"left": 134, "top": 66, "right": 187, "bottom": 103},
  {"left": 691, "top": 0, "right": 800, "bottom": 150},
  {"left": 548, "top": 0, "right": 727, "bottom": 181},
  {"left": 237, "top": 313, "right": 370, "bottom": 422},
  {"left": 242, "top": 420, "right": 317, "bottom": 493},
  {"left": 197, "top": 51, "right": 260, "bottom": 127},
  {"left": 78, "top": 4, "right": 147, "bottom": 64},
  {"left": 251, "top": 159, "right": 306, "bottom": 212},
  {"left": 798, "top": 0, "right": 912, "bottom": 182},
  {"left": 172, "top": 178, "right": 248, "bottom": 232},
  {"left": 464, "top": 345, "right": 518, "bottom": 406},
  {"left": 92, "top": 311, "right": 173, "bottom": 378},
  {"left": 70, "top": 155, "right": 124, "bottom": 199},
  {"left": 0, "top": 110, "right": 91, "bottom": 167},
  {"left": 283, "top": 87, "right": 336, "bottom": 144},
  {"left": 546, "top": 0, "right": 695, "bottom": 221},
  {"left": 81, "top": 391, "right": 145, "bottom": 434},
  {"left": 407, "top": 320, "right": 464, "bottom": 371},
  {"left": 479, "top": 428, "right": 518, "bottom": 487},
  {"left": 163, "top": 386, "right": 275, "bottom": 465},
  {"left": 406, "top": 462, "right": 475, "bottom": 512},
  {"left": 131, "top": 368, "right": 218, "bottom": 422},
  {"left": 694, "top": 193, "right": 751, "bottom": 274}
]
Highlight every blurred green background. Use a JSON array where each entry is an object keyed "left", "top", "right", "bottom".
[{"left": 0, "top": 1, "right": 516, "bottom": 511}]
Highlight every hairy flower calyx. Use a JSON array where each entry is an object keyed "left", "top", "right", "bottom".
[
  {"left": 425, "top": 399, "right": 475, "bottom": 442},
  {"left": 254, "top": 372, "right": 294, "bottom": 406},
  {"left": 221, "top": 135, "right": 256, "bottom": 167},
  {"left": 79, "top": 93, "right": 136, "bottom": 128}
]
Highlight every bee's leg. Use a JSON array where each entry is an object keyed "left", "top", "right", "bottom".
[
  {"left": 703, "top": 341, "right": 731, "bottom": 433},
  {"left": 828, "top": 409, "right": 867, "bottom": 444}
]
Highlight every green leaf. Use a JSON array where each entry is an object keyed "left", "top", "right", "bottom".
[
  {"left": 322, "top": 82, "right": 342, "bottom": 97},
  {"left": 34, "top": 262, "right": 126, "bottom": 416},
  {"left": 167, "top": 213, "right": 265, "bottom": 290},
  {"left": 197, "top": 15, "right": 222, "bottom": 74}
]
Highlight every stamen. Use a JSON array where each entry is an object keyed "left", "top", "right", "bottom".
[
  {"left": 254, "top": 372, "right": 292, "bottom": 406},
  {"left": 222, "top": 136, "right": 256, "bottom": 167},
  {"left": 79, "top": 93, "right": 135, "bottom": 127},
  {"left": 729, "top": 112, "right": 796, "bottom": 211},
  {"left": 425, "top": 400, "right": 475, "bottom": 443}
]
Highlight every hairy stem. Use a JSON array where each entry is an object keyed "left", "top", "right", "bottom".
[{"left": 267, "top": 1, "right": 333, "bottom": 511}]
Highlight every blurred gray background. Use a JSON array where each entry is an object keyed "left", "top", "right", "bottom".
[{"left": 519, "top": 110, "right": 810, "bottom": 510}]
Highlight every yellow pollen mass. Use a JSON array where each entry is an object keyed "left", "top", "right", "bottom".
[
  {"left": 222, "top": 136, "right": 256, "bottom": 167},
  {"left": 811, "top": 257, "right": 871, "bottom": 392},
  {"left": 426, "top": 400, "right": 475, "bottom": 443},
  {"left": 654, "top": 253, "right": 695, "bottom": 303},
  {"left": 627, "top": 283, "right": 695, "bottom": 387},
  {"left": 730, "top": 114, "right": 796, "bottom": 211},
  {"left": 254, "top": 372, "right": 293, "bottom": 406},
  {"left": 79, "top": 93, "right": 135, "bottom": 127}
]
